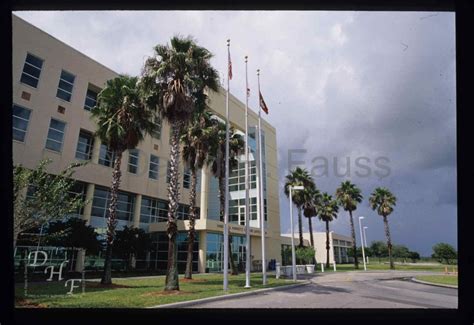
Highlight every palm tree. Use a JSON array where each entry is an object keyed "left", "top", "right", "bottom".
[
  {"left": 335, "top": 181, "right": 363, "bottom": 269},
  {"left": 140, "top": 36, "right": 219, "bottom": 291},
  {"left": 91, "top": 75, "right": 156, "bottom": 285},
  {"left": 318, "top": 193, "right": 339, "bottom": 268},
  {"left": 302, "top": 186, "right": 321, "bottom": 248},
  {"left": 369, "top": 187, "right": 397, "bottom": 270},
  {"left": 284, "top": 167, "right": 314, "bottom": 247},
  {"left": 208, "top": 119, "right": 244, "bottom": 275},
  {"left": 181, "top": 110, "right": 215, "bottom": 279}
]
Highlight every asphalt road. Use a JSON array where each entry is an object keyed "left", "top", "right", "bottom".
[{"left": 186, "top": 271, "right": 458, "bottom": 309}]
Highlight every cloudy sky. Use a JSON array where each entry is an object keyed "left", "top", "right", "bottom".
[{"left": 14, "top": 11, "right": 456, "bottom": 256}]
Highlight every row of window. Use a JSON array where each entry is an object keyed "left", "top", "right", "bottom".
[
  {"left": 91, "top": 185, "right": 195, "bottom": 225},
  {"left": 19, "top": 52, "right": 163, "bottom": 140},
  {"left": 13, "top": 104, "right": 189, "bottom": 186},
  {"left": 20, "top": 53, "right": 99, "bottom": 109}
]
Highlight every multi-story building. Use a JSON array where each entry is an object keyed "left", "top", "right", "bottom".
[{"left": 12, "top": 14, "right": 281, "bottom": 273}]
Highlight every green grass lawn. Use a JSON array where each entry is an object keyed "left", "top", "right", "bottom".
[
  {"left": 415, "top": 275, "right": 458, "bottom": 287},
  {"left": 326, "top": 262, "right": 456, "bottom": 273},
  {"left": 15, "top": 273, "right": 295, "bottom": 308}
]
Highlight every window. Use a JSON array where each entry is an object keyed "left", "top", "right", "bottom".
[
  {"left": 56, "top": 70, "right": 75, "bottom": 102},
  {"left": 140, "top": 196, "right": 168, "bottom": 224},
  {"left": 20, "top": 53, "right": 43, "bottom": 88},
  {"left": 151, "top": 115, "right": 162, "bottom": 139},
  {"left": 98, "top": 143, "right": 116, "bottom": 167},
  {"left": 149, "top": 232, "right": 199, "bottom": 272},
  {"left": 75, "top": 130, "right": 94, "bottom": 160},
  {"left": 12, "top": 104, "right": 31, "bottom": 142},
  {"left": 128, "top": 149, "right": 139, "bottom": 174},
  {"left": 183, "top": 167, "right": 191, "bottom": 189},
  {"left": 229, "top": 197, "right": 258, "bottom": 224},
  {"left": 45, "top": 118, "right": 66, "bottom": 152},
  {"left": 229, "top": 160, "right": 257, "bottom": 192},
  {"left": 91, "top": 186, "right": 135, "bottom": 225},
  {"left": 84, "top": 86, "right": 99, "bottom": 111},
  {"left": 149, "top": 155, "right": 159, "bottom": 180}
]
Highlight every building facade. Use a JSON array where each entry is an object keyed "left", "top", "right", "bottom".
[
  {"left": 281, "top": 232, "right": 354, "bottom": 265},
  {"left": 12, "top": 14, "right": 281, "bottom": 273}
]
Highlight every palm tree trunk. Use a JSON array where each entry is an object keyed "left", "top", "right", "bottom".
[
  {"left": 325, "top": 221, "right": 330, "bottom": 268},
  {"left": 101, "top": 150, "right": 123, "bottom": 285},
  {"left": 383, "top": 215, "right": 394, "bottom": 270},
  {"left": 348, "top": 210, "right": 359, "bottom": 269},
  {"left": 165, "top": 121, "right": 182, "bottom": 291},
  {"left": 308, "top": 217, "right": 314, "bottom": 247},
  {"left": 184, "top": 169, "right": 198, "bottom": 279},
  {"left": 308, "top": 216, "right": 316, "bottom": 264},
  {"left": 297, "top": 207, "right": 304, "bottom": 248}
]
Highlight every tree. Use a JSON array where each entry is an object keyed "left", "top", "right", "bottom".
[
  {"left": 91, "top": 75, "right": 156, "bottom": 285},
  {"left": 431, "top": 243, "right": 457, "bottom": 265},
  {"left": 140, "top": 36, "right": 219, "bottom": 290},
  {"left": 369, "top": 187, "right": 397, "bottom": 270},
  {"left": 180, "top": 110, "right": 215, "bottom": 279},
  {"left": 44, "top": 217, "right": 104, "bottom": 270},
  {"left": 408, "top": 251, "right": 420, "bottom": 263},
  {"left": 13, "top": 159, "right": 86, "bottom": 248},
  {"left": 369, "top": 241, "right": 389, "bottom": 262},
  {"left": 392, "top": 245, "right": 410, "bottom": 263},
  {"left": 114, "top": 226, "right": 153, "bottom": 270},
  {"left": 208, "top": 119, "right": 245, "bottom": 275},
  {"left": 302, "top": 185, "right": 321, "bottom": 248},
  {"left": 335, "top": 181, "right": 363, "bottom": 269},
  {"left": 317, "top": 193, "right": 339, "bottom": 268},
  {"left": 284, "top": 167, "right": 314, "bottom": 248}
]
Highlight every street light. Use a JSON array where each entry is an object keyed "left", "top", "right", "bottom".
[
  {"left": 363, "top": 226, "right": 369, "bottom": 264},
  {"left": 358, "top": 216, "right": 367, "bottom": 271},
  {"left": 363, "top": 226, "right": 368, "bottom": 247},
  {"left": 289, "top": 185, "right": 304, "bottom": 281}
]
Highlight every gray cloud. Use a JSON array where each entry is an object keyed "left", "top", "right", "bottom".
[{"left": 14, "top": 11, "right": 456, "bottom": 256}]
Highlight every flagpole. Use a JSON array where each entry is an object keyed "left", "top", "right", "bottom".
[
  {"left": 223, "top": 39, "right": 230, "bottom": 292},
  {"left": 244, "top": 56, "right": 251, "bottom": 288},
  {"left": 257, "top": 69, "right": 267, "bottom": 285}
]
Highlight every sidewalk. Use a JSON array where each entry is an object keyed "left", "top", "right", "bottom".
[{"left": 148, "top": 280, "right": 311, "bottom": 308}]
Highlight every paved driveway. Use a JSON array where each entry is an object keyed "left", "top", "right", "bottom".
[{"left": 186, "top": 271, "right": 457, "bottom": 309}]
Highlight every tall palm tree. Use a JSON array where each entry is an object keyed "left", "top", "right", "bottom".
[
  {"left": 181, "top": 110, "right": 215, "bottom": 279},
  {"left": 91, "top": 75, "right": 156, "bottom": 285},
  {"left": 369, "top": 187, "right": 397, "bottom": 270},
  {"left": 284, "top": 167, "right": 314, "bottom": 247},
  {"left": 317, "top": 193, "right": 339, "bottom": 268},
  {"left": 208, "top": 119, "right": 244, "bottom": 275},
  {"left": 335, "top": 180, "right": 363, "bottom": 269},
  {"left": 140, "top": 36, "right": 219, "bottom": 290},
  {"left": 302, "top": 186, "right": 321, "bottom": 248}
]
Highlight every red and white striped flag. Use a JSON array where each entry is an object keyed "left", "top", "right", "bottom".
[
  {"left": 228, "top": 49, "right": 233, "bottom": 80},
  {"left": 259, "top": 91, "right": 269, "bottom": 114}
]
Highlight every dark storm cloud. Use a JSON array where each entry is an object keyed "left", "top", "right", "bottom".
[{"left": 15, "top": 11, "right": 456, "bottom": 256}]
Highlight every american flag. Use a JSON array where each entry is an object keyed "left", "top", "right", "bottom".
[
  {"left": 259, "top": 91, "right": 269, "bottom": 114},
  {"left": 228, "top": 49, "right": 232, "bottom": 80}
]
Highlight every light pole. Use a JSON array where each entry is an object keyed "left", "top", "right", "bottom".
[
  {"left": 358, "top": 216, "right": 367, "bottom": 271},
  {"left": 363, "top": 226, "right": 369, "bottom": 264},
  {"left": 289, "top": 185, "right": 304, "bottom": 281}
]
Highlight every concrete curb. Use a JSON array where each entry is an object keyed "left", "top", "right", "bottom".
[
  {"left": 147, "top": 281, "right": 311, "bottom": 308},
  {"left": 410, "top": 277, "right": 458, "bottom": 289}
]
